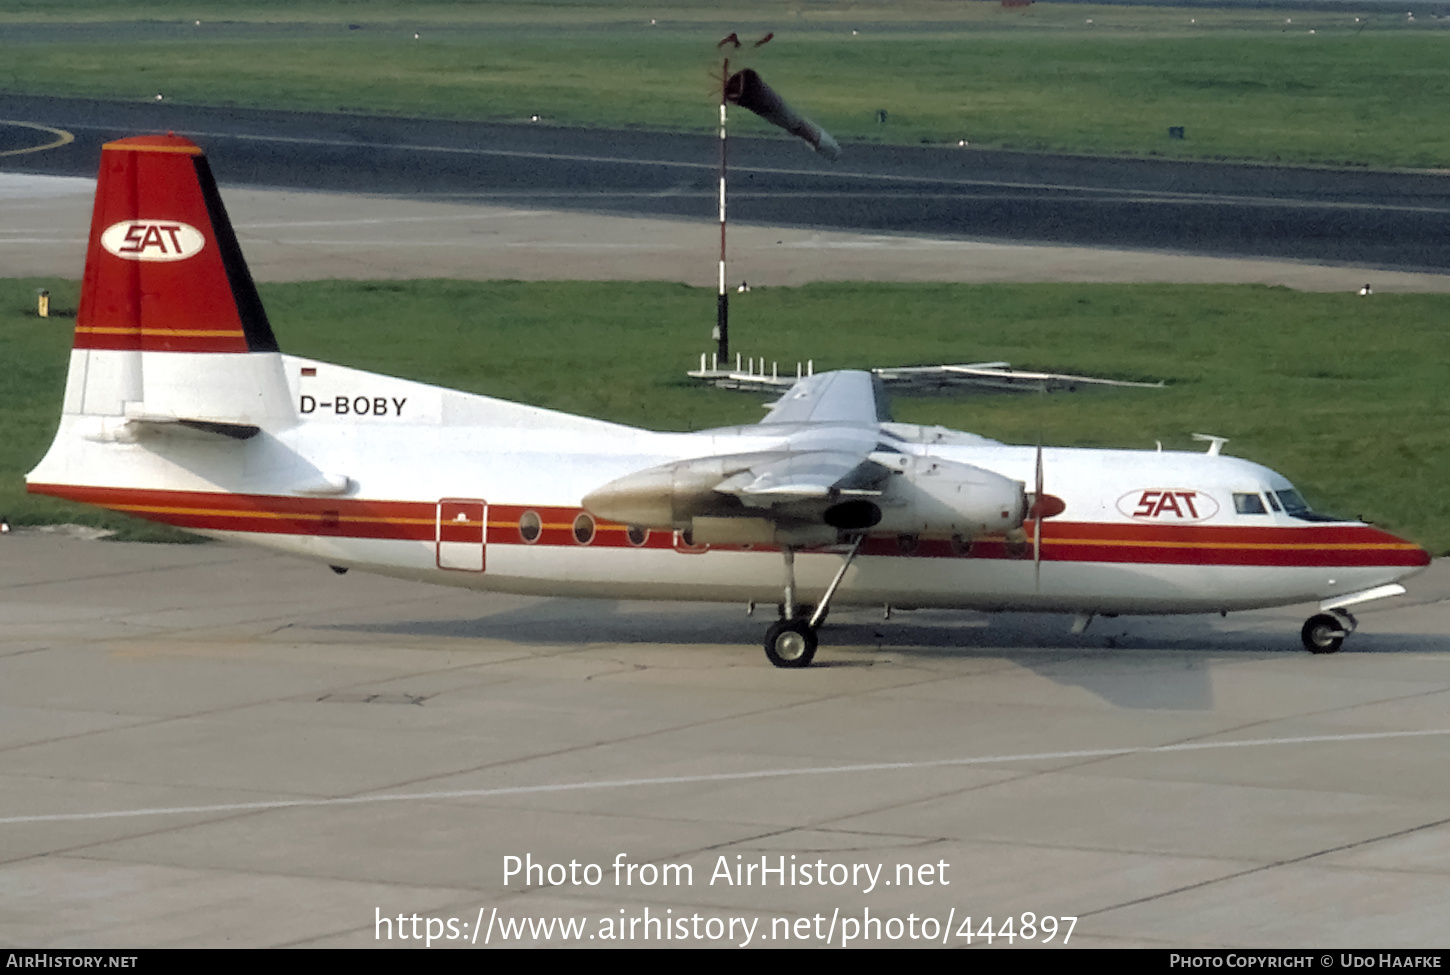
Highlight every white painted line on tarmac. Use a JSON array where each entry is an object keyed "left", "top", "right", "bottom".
[
  {"left": 234, "top": 211, "right": 535, "bottom": 229},
  {"left": 4, "top": 727, "right": 1448, "bottom": 827}
]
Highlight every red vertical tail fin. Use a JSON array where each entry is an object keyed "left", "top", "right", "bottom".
[{"left": 76, "top": 134, "right": 278, "bottom": 354}]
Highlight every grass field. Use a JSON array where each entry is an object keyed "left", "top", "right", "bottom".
[
  {"left": 4, "top": 277, "right": 1448, "bottom": 553},
  {"left": 2, "top": 2, "right": 1448, "bottom": 168}
]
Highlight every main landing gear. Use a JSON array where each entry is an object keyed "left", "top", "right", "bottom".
[
  {"left": 763, "top": 536, "right": 864, "bottom": 668},
  {"left": 1301, "top": 609, "right": 1356, "bottom": 654}
]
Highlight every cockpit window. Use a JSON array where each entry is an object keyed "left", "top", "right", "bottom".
[
  {"left": 1265, "top": 491, "right": 1282, "bottom": 512},
  {"left": 1274, "top": 488, "right": 1345, "bottom": 523},
  {"left": 1234, "top": 492, "right": 1267, "bottom": 515}
]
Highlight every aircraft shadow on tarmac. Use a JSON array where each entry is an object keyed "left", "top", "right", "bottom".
[{"left": 308, "top": 600, "right": 1446, "bottom": 711}]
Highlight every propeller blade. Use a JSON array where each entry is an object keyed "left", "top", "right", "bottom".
[{"left": 1033, "top": 443, "right": 1044, "bottom": 590}]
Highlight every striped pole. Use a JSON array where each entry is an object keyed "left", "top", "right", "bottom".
[{"left": 715, "top": 58, "right": 729, "bottom": 363}]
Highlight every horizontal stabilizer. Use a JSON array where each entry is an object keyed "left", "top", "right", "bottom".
[{"left": 127, "top": 414, "right": 260, "bottom": 440}]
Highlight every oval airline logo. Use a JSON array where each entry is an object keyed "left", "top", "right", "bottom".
[
  {"left": 1117, "top": 488, "right": 1219, "bottom": 522},
  {"left": 100, "top": 221, "right": 206, "bottom": 262}
]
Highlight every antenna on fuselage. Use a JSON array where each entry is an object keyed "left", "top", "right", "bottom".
[{"left": 1192, "top": 433, "right": 1230, "bottom": 456}]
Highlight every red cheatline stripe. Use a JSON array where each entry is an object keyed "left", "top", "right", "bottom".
[{"left": 25, "top": 485, "right": 1429, "bottom": 568}]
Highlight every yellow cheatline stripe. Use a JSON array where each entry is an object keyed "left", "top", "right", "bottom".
[
  {"left": 75, "top": 327, "right": 247, "bottom": 338},
  {"left": 1051, "top": 537, "right": 1419, "bottom": 552},
  {"left": 0, "top": 121, "right": 74, "bottom": 158},
  {"left": 488, "top": 519, "right": 626, "bottom": 532},
  {"left": 101, "top": 140, "right": 202, "bottom": 155}
]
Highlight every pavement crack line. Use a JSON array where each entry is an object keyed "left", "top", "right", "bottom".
[
  {"left": 5, "top": 727, "right": 1450, "bottom": 828},
  {"left": 1078, "top": 811, "right": 1450, "bottom": 923}
]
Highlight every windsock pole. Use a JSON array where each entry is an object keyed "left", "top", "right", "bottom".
[{"left": 715, "top": 59, "right": 730, "bottom": 364}]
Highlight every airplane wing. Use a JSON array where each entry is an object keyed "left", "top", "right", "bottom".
[
  {"left": 714, "top": 448, "right": 888, "bottom": 507},
  {"left": 758, "top": 370, "right": 887, "bottom": 425},
  {"left": 688, "top": 360, "right": 1163, "bottom": 395},
  {"left": 873, "top": 363, "right": 1165, "bottom": 394},
  {"left": 584, "top": 369, "right": 1027, "bottom": 543}
]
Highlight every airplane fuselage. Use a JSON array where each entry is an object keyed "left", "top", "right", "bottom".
[{"left": 31, "top": 351, "right": 1427, "bottom": 619}]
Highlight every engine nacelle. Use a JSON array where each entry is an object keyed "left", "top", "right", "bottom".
[
  {"left": 581, "top": 453, "right": 763, "bottom": 529},
  {"left": 583, "top": 452, "right": 1026, "bottom": 544},
  {"left": 825, "top": 455, "right": 1026, "bottom": 537}
]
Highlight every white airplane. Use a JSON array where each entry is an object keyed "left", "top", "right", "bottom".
[{"left": 27, "top": 135, "right": 1431, "bottom": 667}]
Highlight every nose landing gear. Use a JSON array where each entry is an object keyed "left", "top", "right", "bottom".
[{"left": 1301, "top": 609, "right": 1356, "bottom": 654}]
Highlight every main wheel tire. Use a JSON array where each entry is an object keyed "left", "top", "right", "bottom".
[
  {"left": 764, "top": 619, "right": 818, "bottom": 668},
  {"left": 1301, "top": 613, "right": 1346, "bottom": 654}
]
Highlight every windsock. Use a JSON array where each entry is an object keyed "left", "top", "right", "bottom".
[{"left": 725, "top": 68, "right": 841, "bottom": 161}]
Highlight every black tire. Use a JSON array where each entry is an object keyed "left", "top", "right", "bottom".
[
  {"left": 1301, "top": 613, "right": 1346, "bottom": 654},
  {"left": 764, "top": 619, "right": 818, "bottom": 668}
]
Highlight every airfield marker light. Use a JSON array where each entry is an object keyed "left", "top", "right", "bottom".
[{"left": 37, "top": 290, "right": 49, "bottom": 318}]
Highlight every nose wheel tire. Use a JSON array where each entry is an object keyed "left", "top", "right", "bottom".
[
  {"left": 764, "top": 619, "right": 818, "bottom": 668},
  {"left": 1301, "top": 613, "right": 1346, "bottom": 654}
]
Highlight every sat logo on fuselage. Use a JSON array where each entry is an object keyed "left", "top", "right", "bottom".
[
  {"left": 100, "top": 220, "right": 206, "bottom": 262},
  {"left": 1117, "top": 488, "right": 1219, "bottom": 522}
]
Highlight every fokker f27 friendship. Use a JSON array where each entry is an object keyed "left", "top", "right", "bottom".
[{"left": 27, "top": 136, "right": 1430, "bottom": 666}]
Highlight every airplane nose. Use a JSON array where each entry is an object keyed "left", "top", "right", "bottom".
[{"left": 1381, "top": 526, "right": 1432, "bottom": 574}]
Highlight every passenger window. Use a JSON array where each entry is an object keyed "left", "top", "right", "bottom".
[
  {"left": 572, "top": 512, "right": 596, "bottom": 545},
  {"left": 1233, "top": 492, "right": 1267, "bottom": 515}
]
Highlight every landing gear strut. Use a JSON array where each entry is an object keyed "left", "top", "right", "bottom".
[
  {"left": 1301, "top": 609, "right": 1356, "bottom": 654},
  {"left": 762, "top": 536, "right": 863, "bottom": 668}
]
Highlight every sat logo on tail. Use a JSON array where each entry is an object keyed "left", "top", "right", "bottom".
[{"left": 100, "top": 220, "right": 206, "bottom": 262}]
